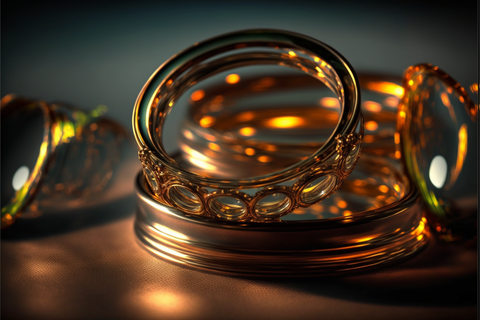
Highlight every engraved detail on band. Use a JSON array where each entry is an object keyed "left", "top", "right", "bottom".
[{"left": 138, "top": 132, "right": 361, "bottom": 222}]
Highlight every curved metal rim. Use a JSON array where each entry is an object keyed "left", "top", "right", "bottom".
[
  {"left": 1, "top": 95, "right": 55, "bottom": 228},
  {"left": 135, "top": 170, "right": 419, "bottom": 232},
  {"left": 397, "top": 63, "right": 477, "bottom": 218},
  {"left": 133, "top": 28, "right": 361, "bottom": 189}
]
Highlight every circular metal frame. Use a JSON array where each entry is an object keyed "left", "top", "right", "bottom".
[
  {"left": 134, "top": 154, "right": 429, "bottom": 276},
  {"left": 133, "top": 29, "right": 362, "bottom": 190}
]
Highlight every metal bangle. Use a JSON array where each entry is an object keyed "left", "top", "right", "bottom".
[
  {"left": 179, "top": 72, "right": 402, "bottom": 179},
  {"left": 134, "top": 154, "right": 428, "bottom": 277},
  {"left": 1, "top": 95, "right": 126, "bottom": 228},
  {"left": 133, "top": 29, "right": 363, "bottom": 221}
]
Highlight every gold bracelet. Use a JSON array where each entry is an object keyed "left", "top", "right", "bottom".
[
  {"left": 134, "top": 153, "right": 428, "bottom": 277},
  {"left": 133, "top": 29, "right": 363, "bottom": 222},
  {"left": 179, "top": 72, "right": 401, "bottom": 179},
  {"left": 397, "top": 64, "right": 477, "bottom": 243},
  {"left": 1, "top": 95, "right": 127, "bottom": 229}
]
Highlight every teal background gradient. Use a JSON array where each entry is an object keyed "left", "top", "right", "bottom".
[{"left": 2, "top": 0, "right": 477, "bottom": 131}]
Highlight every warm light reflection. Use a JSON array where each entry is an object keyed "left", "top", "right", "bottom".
[
  {"left": 470, "top": 83, "right": 478, "bottom": 93},
  {"left": 181, "top": 145, "right": 208, "bottom": 161},
  {"left": 384, "top": 96, "right": 400, "bottom": 108},
  {"left": 366, "top": 81, "right": 404, "bottom": 98},
  {"left": 448, "top": 124, "right": 468, "bottom": 188},
  {"left": 188, "top": 157, "right": 217, "bottom": 171},
  {"left": 365, "top": 121, "right": 378, "bottom": 131},
  {"left": 266, "top": 116, "right": 305, "bottom": 128},
  {"left": 203, "top": 133, "right": 217, "bottom": 142},
  {"left": 329, "top": 206, "right": 339, "bottom": 214},
  {"left": 288, "top": 51, "right": 296, "bottom": 57},
  {"left": 190, "top": 90, "right": 205, "bottom": 101},
  {"left": 245, "top": 148, "right": 255, "bottom": 156},
  {"left": 251, "top": 77, "right": 276, "bottom": 91},
  {"left": 394, "top": 132, "right": 400, "bottom": 144},
  {"left": 153, "top": 223, "right": 189, "bottom": 240},
  {"left": 363, "top": 135, "right": 375, "bottom": 143},
  {"left": 183, "top": 130, "right": 194, "bottom": 140},
  {"left": 356, "top": 237, "right": 373, "bottom": 243},
  {"left": 199, "top": 116, "right": 215, "bottom": 128},
  {"left": 440, "top": 92, "right": 458, "bottom": 124},
  {"left": 378, "top": 185, "right": 389, "bottom": 193},
  {"left": 257, "top": 155, "right": 272, "bottom": 163},
  {"left": 440, "top": 92, "right": 451, "bottom": 107},
  {"left": 337, "top": 200, "right": 347, "bottom": 208},
  {"left": 135, "top": 289, "right": 200, "bottom": 319},
  {"left": 416, "top": 219, "right": 426, "bottom": 234},
  {"left": 320, "top": 97, "right": 340, "bottom": 108},
  {"left": 262, "top": 144, "right": 278, "bottom": 152},
  {"left": 237, "top": 112, "right": 255, "bottom": 122},
  {"left": 208, "top": 143, "right": 221, "bottom": 151},
  {"left": 239, "top": 127, "right": 256, "bottom": 136},
  {"left": 394, "top": 184, "right": 401, "bottom": 193},
  {"left": 226, "top": 74, "right": 240, "bottom": 84},
  {"left": 363, "top": 101, "right": 382, "bottom": 112}
]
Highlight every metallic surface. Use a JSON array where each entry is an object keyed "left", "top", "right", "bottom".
[
  {"left": 133, "top": 29, "right": 363, "bottom": 220},
  {"left": 134, "top": 154, "right": 429, "bottom": 276},
  {"left": 1, "top": 95, "right": 127, "bottom": 228},
  {"left": 397, "top": 64, "right": 477, "bottom": 242},
  {"left": 179, "top": 73, "right": 401, "bottom": 179}
]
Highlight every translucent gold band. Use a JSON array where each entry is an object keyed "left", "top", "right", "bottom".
[
  {"left": 179, "top": 72, "right": 402, "bottom": 179},
  {"left": 133, "top": 29, "right": 363, "bottom": 221},
  {"left": 1, "top": 95, "right": 126, "bottom": 228},
  {"left": 134, "top": 154, "right": 429, "bottom": 277}
]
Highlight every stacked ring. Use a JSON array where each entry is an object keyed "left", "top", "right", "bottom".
[
  {"left": 135, "top": 153, "right": 428, "bottom": 276},
  {"left": 133, "top": 29, "right": 363, "bottom": 222},
  {"left": 179, "top": 72, "right": 402, "bottom": 179},
  {"left": 1, "top": 95, "right": 126, "bottom": 229}
]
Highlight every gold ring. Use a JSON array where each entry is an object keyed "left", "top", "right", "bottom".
[
  {"left": 179, "top": 72, "right": 402, "bottom": 179},
  {"left": 134, "top": 153, "right": 428, "bottom": 276},
  {"left": 1, "top": 95, "right": 126, "bottom": 229},
  {"left": 133, "top": 29, "right": 363, "bottom": 222},
  {"left": 397, "top": 64, "right": 477, "bottom": 242}
]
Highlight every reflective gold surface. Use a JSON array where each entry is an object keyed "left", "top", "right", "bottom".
[
  {"left": 135, "top": 154, "right": 428, "bottom": 276},
  {"left": 133, "top": 30, "right": 363, "bottom": 222},
  {"left": 1, "top": 95, "right": 128, "bottom": 228},
  {"left": 397, "top": 64, "right": 477, "bottom": 242},
  {"left": 179, "top": 73, "right": 401, "bottom": 180}
]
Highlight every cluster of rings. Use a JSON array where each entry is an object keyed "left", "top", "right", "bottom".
[
  {"left": 129, "top": 29, "right": 448, "bottom": 275},
  {"left": 138, "top": 132, "right": 361, "bottom": 221},
  {"left": 133, "top": 29, "right": 363, "bottom": 222}
]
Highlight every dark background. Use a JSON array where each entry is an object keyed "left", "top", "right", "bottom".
[
  {"left": 2, "top": 0, "right": 477, "bottom": 130},
  {"left": 1, "top": 1, "right": 478, "bottom": 320}
]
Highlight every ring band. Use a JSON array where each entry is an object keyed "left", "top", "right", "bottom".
[
  {"left": 397, "top": 64, "right": 477, "bottom": 242},
  {"left": 179, "top": 72, "right": 401, "bottom": 179},
  {"left": 1, "top": 95, "right": 126, "bottom": 228},
  {"left": 134, "top": 154, "right": 428, "bottom": 276},
  {"left": 133, "top": 29, "right": 363, "bottom": 221}
]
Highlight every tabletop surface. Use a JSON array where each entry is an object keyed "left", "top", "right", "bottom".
[{"left": 1, "top": 1, "right": 477, "bottom": 319}]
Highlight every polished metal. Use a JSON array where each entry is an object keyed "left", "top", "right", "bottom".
[
  {"left": 179, "top": 72, "right": 401, "bottom": 179},
  {"left": 1, "top": 95, "right": 127, "bottom": 228},
  {"left": 134, "top": 154, "right": 428, "bottom": 277},
  {"left": 397, "top": 64, "right": 477, "bottom": 243},
  {"left": 133, "top": 29, "right": 363, "bottom": 221}
]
